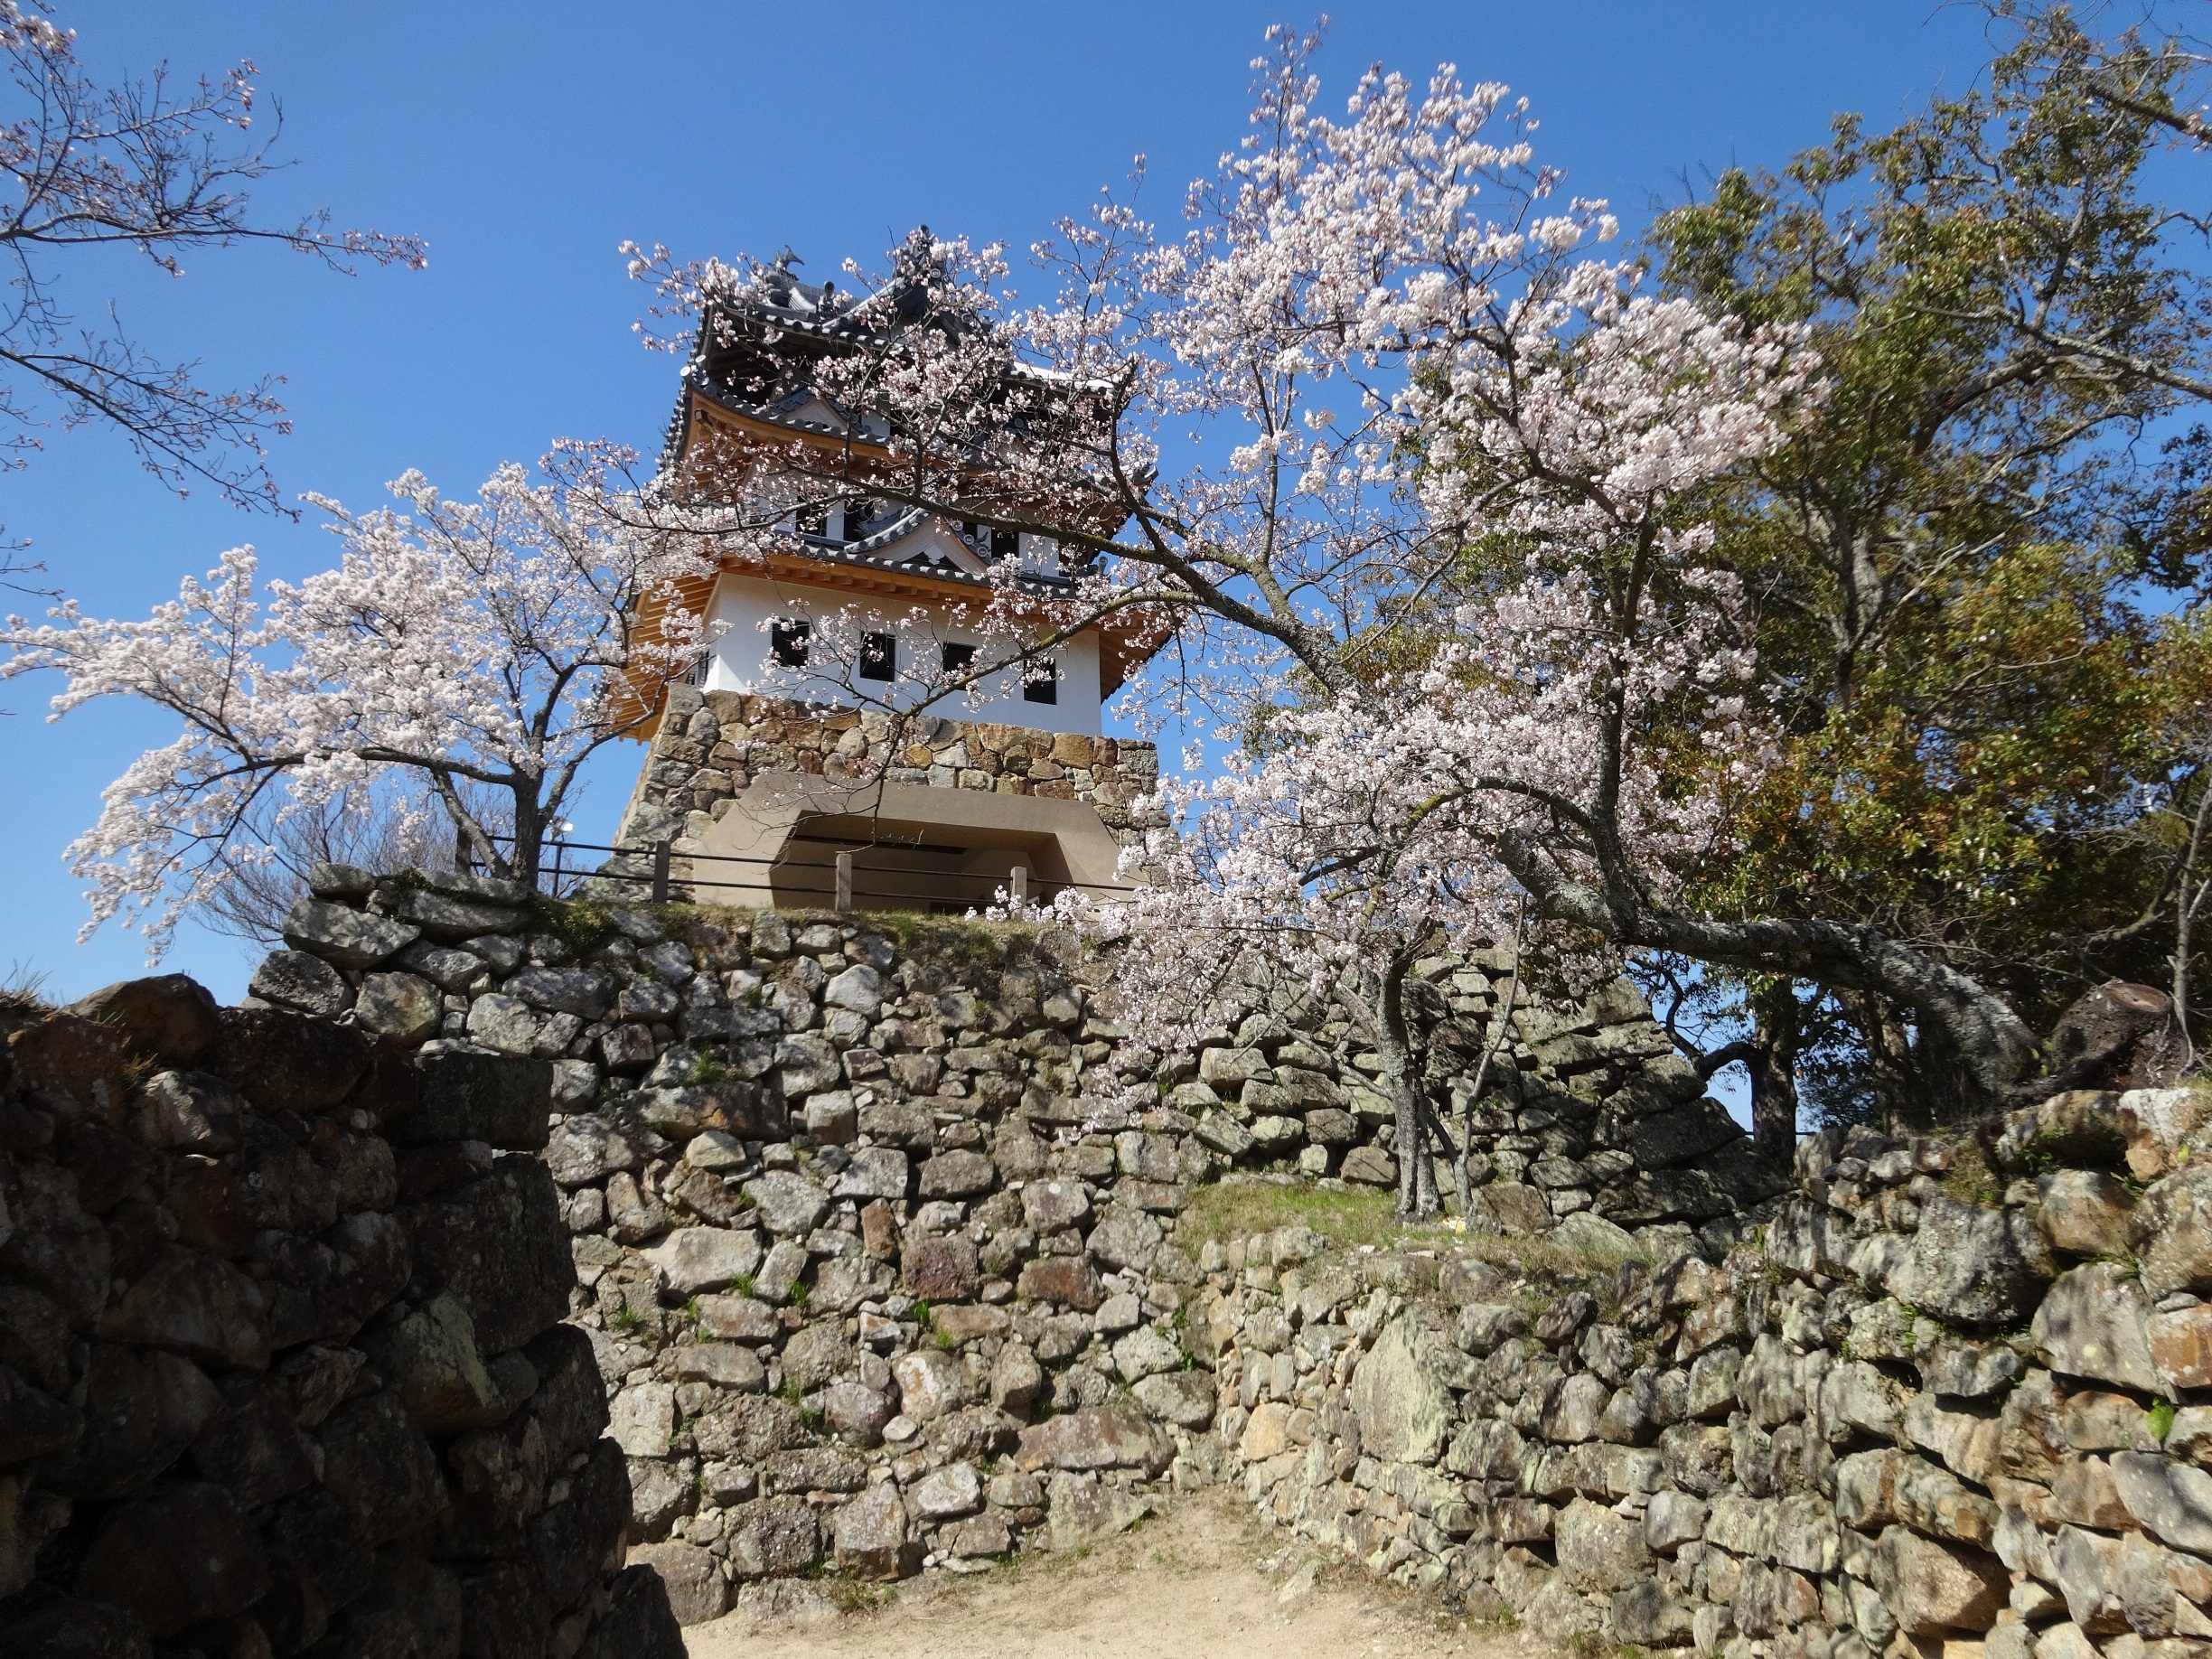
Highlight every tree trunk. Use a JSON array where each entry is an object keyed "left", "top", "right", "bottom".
[
  {"left": 1748, "top": 979, "right": 1802, "bottom": 1158},
  {"left": 1378, "top": 957, "right": 1441, "bottom": 1221}
]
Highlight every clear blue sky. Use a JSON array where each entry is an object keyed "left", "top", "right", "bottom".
[{"left": 0, "top": 0, "right": 2000, "bottom": 1005}]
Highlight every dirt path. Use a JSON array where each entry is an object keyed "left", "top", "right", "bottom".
[{"left": 684, "top": 1490, "right": 1552, "bottom": 1659}]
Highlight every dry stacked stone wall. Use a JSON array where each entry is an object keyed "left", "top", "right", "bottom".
[
  {"left": 0, "top": 976, "right": 683, "bottom": 1659},
  {"left": 238, "top": 865, "right": 1795, "bottom": 1624},
  {"left": 19, "top": 871, "right": 2212, "bottom": 1659},
  {"left": 1199, "top": 1086, "right": 2212, "bottom": 1659}
]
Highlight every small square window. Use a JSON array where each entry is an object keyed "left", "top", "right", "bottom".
[
  {"left": 770, "top": 618, "right": 811, "bottom": 668},
  {"left": 989, "top": 527, "right": 1020, "bottom": 560},
  {"left": 859, "top": 632, "right": 895, "bottom": 681},
  {"left": 1023, "top": 659, "right": 1058, "bottom": 705},
  {"left": 942, "top": 641, "right": 977, "bottom": 675},
  {"left": 795, "top": 500, "right": 828, "bottom": 536}
]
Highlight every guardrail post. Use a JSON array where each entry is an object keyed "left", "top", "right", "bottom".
[
  {"left": 1010, "top": 866, "right": 1027, "bottom": 908},
  {"left": 651, "top": 840, "right": 671, "bottom": 904},
  {"left": 834, "top": 850, "right": 853, "bottom": 916}
]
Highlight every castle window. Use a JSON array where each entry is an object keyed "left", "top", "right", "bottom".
[
  {"left": 1023, "top": 658, "right": 1058, "bottom": 705},
  {"left": 859, "top": 632, "right": 895, "bottom": 681},
  {"left": 795, "top": 499, "right": 828, "bottom": 536},
  {"left": 989, "top": 527, "right": 1019, "bottom": 560},
  {"left": 770, "top": 618, "right": 811, "bottom": 668},
  {"left": 942, "top": 641, "right": 976, "bottom": 675},
  {"left": 844, "top": 499, "right": 877, "bottom": 542}
]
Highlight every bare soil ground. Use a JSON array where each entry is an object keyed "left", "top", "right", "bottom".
[{"left": 684, "top": 1489, "right": 1554, "bottom": 1659}]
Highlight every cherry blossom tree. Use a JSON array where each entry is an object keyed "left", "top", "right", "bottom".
[
  {"left": 623, "top": 28, "right": 2049, "bottom": 1212},
  {"left": 1, "top": 443, "right": 714, "bottom": 957}
]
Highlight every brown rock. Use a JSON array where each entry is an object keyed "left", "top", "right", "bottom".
[
  {"left": 901, "top": 1235, "right": 981, "bottom": 1304},
  {"left": 1017, "top": 1256, "right": 1105, "bottom": 1311},
  {"left": 1873, "top": 1525, "right": 2008, "bottom": 1635},
  {"left": 860, "top": 1199, "right": 900, "bottom": 1261},
  {"left": 2151, "top": 1303, "right": 2212, "bottom": 1392},
  {"left": 71, "top": 975, "right": 221, "bottom": 1065},
  {"left": 1014, "top": 1407, "right": 1172, "bottom": 1475},
  {"left": 890, "top": 1349, "right": 970, "bottom": 1423},
  {"left": 2037, "top": 1170, "right": 2136, "bottom": 1258}
]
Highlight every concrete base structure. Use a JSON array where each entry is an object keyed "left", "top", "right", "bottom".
[{"left": 609, "top": 685, "right": 1164, "bottom": 912}]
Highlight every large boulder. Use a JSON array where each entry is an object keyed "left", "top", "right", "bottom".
[
  {"left": 1348, "top": 1317, "right": 1457, "bottom": 1464},
  {"left": 1885, "top": 1196, "right": 2053, "bottom": 1328},
  {"left": 2031, "top": 1263, "right": 2159, "bottom": 1393},
  {"left": 831, "top": 1481, "right": 915, "bottom": 1579}
]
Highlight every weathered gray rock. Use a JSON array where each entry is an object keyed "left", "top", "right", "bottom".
[
  {"left": 911, "top": 1461, "right": 983, "bottom": 1519},
  {"left": 1021, "top": 1178, "right": 1092, "bottom": 1233},
  {"left": 1556, "top": 1496, "right": 1651, "bottom": 1593},
  {"left": 628, "top": 1542, "right": 726, "bottom": 1626},
  {"left": 727, "top": 1493, "right": 820, "bottom": 1578},
  {"left": 917, "top": 1149, "right": 995, "bottom": 1199},
  {"left": 831, "top": 1481, "right": 914, "bottom": 1579},
  {"left": 1131, "top": 1369, "right": 1215, "bottom": 1429},
  {"left": 1885, "top": 1195, "right": 2054, "bottom": 1328},
  {"left": 1015, "top": 1408, "right": 1172, "bottom": 1475},
  {"left": 833, "top": 1147, "right": 909, "bottom": 1200},
  {"left": 823, "top": 963, "right": 885, "bottom": 1016},
  {"left": 745, "top": 1170, "right": 830, "bottom": 1236},
  {"left": 609, "top": 1381, "right": 676, "bottom": 1457},
  {"left": 2032, "top": 1262, "right": 2160, "bottom": 1392},
  {"left": 465, "top": 993, "right": 541, "bottom": 1056},
  {"left": 1045, "top": 1470, "right": 1152, "bottom": 1549},
  {"left": 2111, "top": 1450, "right": 2212, "bottom": 1555},
  {"left": 248, "top": 949, "right": 355, "bottom": 1017},
  {"left": 2136, "top": 1163, "right": 2212, "bottom": 1297},
  {"left": 379, "top": 886, "right": 527, "bottom": 940},
  {"left": 354, "top": 970, "right": 445, "bottom": 1044},
  {"left": 1348, "top": 1317, "right": 1456, "bottom": 1464},
  {"left": 1110, "top": 1326, "right": 1183, "bottom": 1382},
  {"left": 1340, "top": 1145, "right": 1398, "bottom": 1188},
  {"left": 280, "top": 895, "right": 418, "bottom": 969},
  {"left": 642, "top": 1227, "right": 764, "bottom": 1294}
]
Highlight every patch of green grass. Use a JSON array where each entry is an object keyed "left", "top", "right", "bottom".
[
  {"left": 823, "top": 1577, "right": 892, "bottom": 1615},
  {"left": 685, "top": 1052, "right": 730, "bottom": 1085},
  {"left": 1178, "top": 1180, "right": 1412, "bottom": 1253},
  {"left": 610, "top": 1306, "right": 642, "bottom": 1332},
  {"left": 2152, "top": 1398, "right": 2177, "bottom": 1442},
  {"left": 1939, "top": 1137, "right": 2003, "bottom": 1207},
  {"left": 528, "top": 893, "right": 618, "bottom": 956}
]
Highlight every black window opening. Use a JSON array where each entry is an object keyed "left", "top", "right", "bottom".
[
  {"left": 989, "top": 527, "right": 1020, "bottom": 560},
  {"left": 770, "top": 618, "right": 811, "bottom": 669},
  {"left": 1023, "top": 658, "right": 1058, "bottom": 705},
  {"left": 859, "top": 632, "right": 896, "bottom": 682},
  {"left": 795, "top": 499, "right": 828, "bottom": 536},
  {"left": 942, "top": 641, "right": 977, "bottom": 676},
  {"left": 843, "top": 499, "right": 877, "bottom": 542}
]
